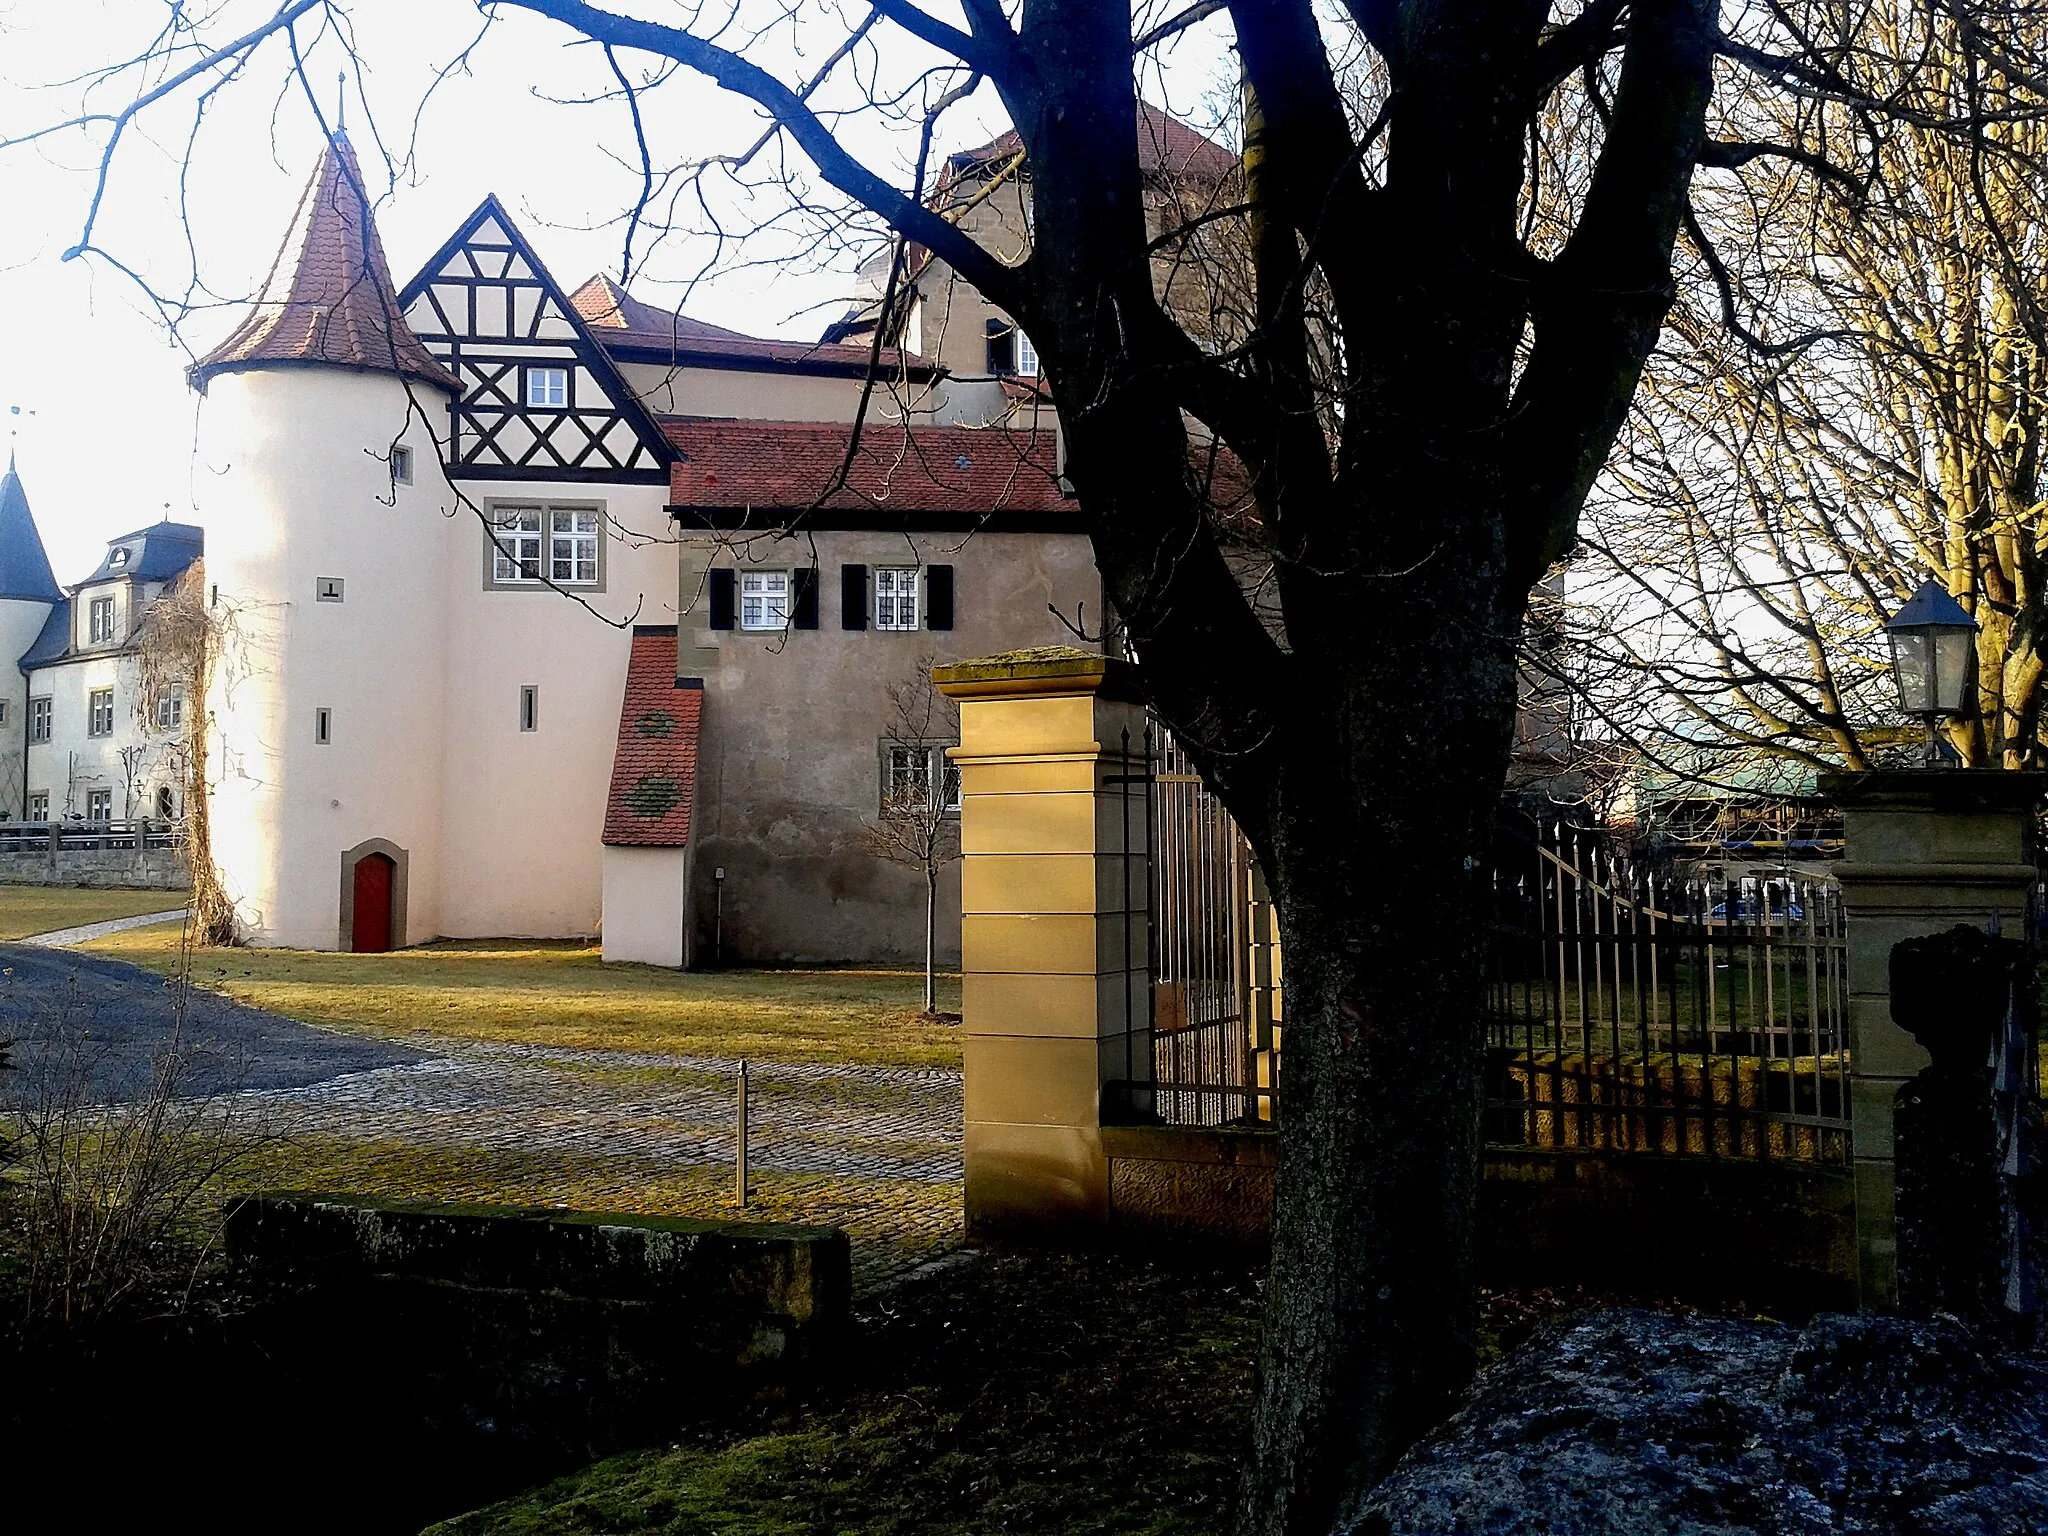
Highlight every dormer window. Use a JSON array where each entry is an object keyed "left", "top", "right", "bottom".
[
  {"left": 108, "top": 547, "right": 131, "bottom": 569},
  {"left": 524, "top": 367, "right": 570, "bottom": 408},
  {"left": 88, "top": 595, "right": 116, "bottom": 644}
]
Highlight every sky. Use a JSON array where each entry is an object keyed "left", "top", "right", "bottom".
[{"left": 0, "top": 0, "right": 1232, "bottom": 583}]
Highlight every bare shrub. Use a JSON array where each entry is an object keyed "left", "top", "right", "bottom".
[{"left": 1, "top": 968, "right": 272, "bottom": 1327}]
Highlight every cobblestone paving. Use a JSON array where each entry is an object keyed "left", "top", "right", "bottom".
[{"left": 228, "top": 1036, "right": 965, "bottom": 1290}]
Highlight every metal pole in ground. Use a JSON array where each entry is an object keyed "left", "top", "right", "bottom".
[{"left": 736, "top": 1058, "right": 749, "bottom": 1208}]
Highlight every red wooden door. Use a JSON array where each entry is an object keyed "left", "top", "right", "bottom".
[{"left": 351, "top": 853, "right": 395, "bottom": 953}]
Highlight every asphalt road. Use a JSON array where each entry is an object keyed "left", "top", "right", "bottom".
[{"left": 0, "top": 943, "right": 425, "bottom": 1103}]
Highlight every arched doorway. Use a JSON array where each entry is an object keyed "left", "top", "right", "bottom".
[{"left": 350, "top": 853, "right": 396, "bottom": 953}]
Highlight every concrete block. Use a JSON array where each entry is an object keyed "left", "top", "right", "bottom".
[
  {"left": 1850, "top": 1074, "right": 1905, "bottom": 1154},
  {"left": 964, "top": 1121, "right": 1108, "bottom": 1235},
  {"left": 953, "top": 756, "right": 1101, "bottom": 796},
  {"left": 964, "top": 1033, "right": 1104, "bottom": 1127},
  {"left": 1848, "top": 996, "right": 1931, "bottom": 1078},
  {"left": 962, "top": 852, "right": 1103, "bottom": 916},
  {"left": 962, "top": 791, "right": 1098, "bottom": 856},
  {"left": 957, "top": 694, "right": 1102, "bottom": 758},
  {"left": 962, "top": 969, "right": 1145, "bottom": 1041}
]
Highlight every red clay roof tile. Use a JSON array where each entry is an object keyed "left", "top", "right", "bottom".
[
  {"left": 603, "top": 630, "right": 700, "bottom": 848},
  {"left": 663, "top": 419, "right": 1070, "bottom": 515},
  {"left": 190, "top": 137, "right": 458, "bottom": 393}
]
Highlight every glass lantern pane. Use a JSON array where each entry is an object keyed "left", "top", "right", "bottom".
[
  {"left": 1890, "top": 629, "right": 1934, "bottom": 714},
  {"left": 1934, "top": 629, "right": 1975, "bottom": 714}
]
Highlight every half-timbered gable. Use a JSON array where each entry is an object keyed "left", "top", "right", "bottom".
[{"left": 399, "top": 197, "right": 674, "bottom": 484}]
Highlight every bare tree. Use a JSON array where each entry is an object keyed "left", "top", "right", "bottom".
[
  {"left": 15, "top": 2, "right": 2048, "bottom": 1526},
  {"left": 863, "top": 659, "right": 961, "bottom": 1016},
  {"left": 1567, "top": 0, "right": 2048, "bottom": 787}
]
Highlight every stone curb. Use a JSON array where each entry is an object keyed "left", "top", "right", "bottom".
[{"left": 19, "top": 908, "right": 189, "bottom": 947}]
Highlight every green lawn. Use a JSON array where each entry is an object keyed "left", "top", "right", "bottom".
[
  {"left": 77, "top": 929, "right": 963, "bottom": 1069},
  {"left": 0, "top": 885, "right": 186, "bottom": 941}
]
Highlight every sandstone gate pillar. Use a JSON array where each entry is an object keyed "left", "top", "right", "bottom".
[
  {"left": 934, "top": 649, "right": 1150, "bottom": 1238},
  {"left": 1820, "top": 770, "right": 2042, "bottom": 1310}
]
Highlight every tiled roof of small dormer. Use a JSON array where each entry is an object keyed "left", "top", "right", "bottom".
[
  {"left": 190, "top": 137, "right": 458, "bottom": 394},
  {"left": 603, "top": 629, "right": 701, "bottom": 848},
  {"left": 79, "top": 522, "right": 203, "bottom": 587},
  {"left": 0, "top": 459, "right": 62, "bottom": 605}
]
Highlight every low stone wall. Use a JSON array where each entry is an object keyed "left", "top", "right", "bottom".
[
  {"left": 0, "top": 846, "right": 188, "bottom": 889},
  {"left": 1100, "top": 1127, "right": 1856, "bottom": 1307},
  {"left": 226, "top": 1194, "right": 851, "bottom": 1464}
]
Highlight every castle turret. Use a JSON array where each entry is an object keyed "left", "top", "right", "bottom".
[
  {"left": 191, "top": 136, "right": 458, "bottom": 949},
  {"left": 0, "top": 458, "right": 61, "bottom": 818}
]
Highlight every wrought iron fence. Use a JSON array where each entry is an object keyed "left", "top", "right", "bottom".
[
  {"left": 1103, "top": 722, "right": 1277, "bottom": 1127},
  {"left": 1485, "top": 820, "right": 1851, "bottom": 1164}
]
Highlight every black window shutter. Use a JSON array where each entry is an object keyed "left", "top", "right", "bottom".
[
  {"left": 926, "top": 565, "right": 955, "bottom": 631},
  {"left": 793, "top": 567, "right": 820, "bottom": 630},
  {"left": 841, "top": 564, "right": 868, "bottom": 630},
  {"left": 708, "top": 568, "right": 735, "bottom": 630}
]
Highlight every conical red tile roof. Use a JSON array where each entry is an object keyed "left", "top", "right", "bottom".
[{"left": 190, "top": 137, "right": 457, "bottom": 393}]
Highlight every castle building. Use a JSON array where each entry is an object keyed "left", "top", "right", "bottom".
[
  {"left": 0, "top": 459, "right": 201, "bottom": 827},
  {"left": 185, "top": 136, "right": 1097, "bottom": 962}
]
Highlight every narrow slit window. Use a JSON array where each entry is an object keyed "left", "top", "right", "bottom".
[
  {"left": 315, "top": 708, "right": 332, "bottom": 746},
  {"left": 390, "top": 445, "right": 413, "bottom": 485},
  {"left": 519, "top": 686, "right": 539, "bottom": 732}
]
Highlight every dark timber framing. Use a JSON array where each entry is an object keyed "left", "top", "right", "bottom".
[{"left": 399, "top": 197, "right": 675, "bottom": 485}]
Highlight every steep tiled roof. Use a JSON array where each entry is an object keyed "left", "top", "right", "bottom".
[
  {"left": 19, "top": 599, "right": 70, "bottom": 671},
  {"left": 79, "top": 522, "right": 203, "bottom": 586},
  {"left": 0, "top": 460, "right": 62, "bottom": 605},
  {"left": 190, "top": 137, "right": 458, "bottom": 393},
  {"left": 568, "top": 275, "right": 936, "bottom": 378},
  {"left": 603, "top": 629, "right": 700, "bottom": 848},
  {"left": 663, "top": 420, "right": 1068, "bottom": 515},
  {"left": 949, "top": 102, "right": 1238, "bottom": 185}
]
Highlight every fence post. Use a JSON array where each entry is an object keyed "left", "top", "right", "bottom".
[
  {"left": 933, "top": 648, "right": 1150, "bottom": 1238},
  {"left": 1820, "top": 769, "right": 2043, "bottom": 1311}
]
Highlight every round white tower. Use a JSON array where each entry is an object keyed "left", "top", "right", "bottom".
[
  {"left": 0, "top": 457, "right": 61, "bottom": 819},
  {"left": 191, "top": 138, "right": 458, "bottom": 950}
]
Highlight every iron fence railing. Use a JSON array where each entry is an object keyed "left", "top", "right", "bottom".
[
  {"left": 1485, "top": 820, "right": 1852, "bottom": 1164},
  {"left": 1102, "top": 722, "right": 1277, "bottom": 1128},
  {"left": 0, "top": 818, "right": 187, "bottom": 853}
]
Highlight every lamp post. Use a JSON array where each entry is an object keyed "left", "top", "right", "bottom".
[{"left": 1884, "top": 580, "right": 1979, "bottom": 767}]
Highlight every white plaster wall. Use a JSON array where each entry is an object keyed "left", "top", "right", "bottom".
[
  {"left": 0, "top": 596, "right": 52, "bottom": 816},
  {"left": 601, "top": 844, "right": 692, "bottom": 967},
  {"left": 24, "top": 651, "right": 183, "bottom": 820},
  {"left": 431, "top": 476, "right": 673, "bottom": 938},
  {"left": 611, "top": 362, "right": 951, "bottom": 425},
  {"left": 197, "top": 369, "right": 452, "bottom": 949}
]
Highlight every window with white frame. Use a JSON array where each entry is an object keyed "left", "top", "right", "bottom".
[
  {"left": 488, "top": 504, "right": 603, "bottom": 588},
  {"left": 88, "top": 595, "right": 116, "bottom": 644},
  {"left": 1015, "top": 329, "right": 1040, "bottom": 377},
  {"left": 29, "top": 697, "right": 50, "bottom": 743},
  {"left": 86, "top": 789, "right": 111, "bottom": 822},
  {"left": 740, "top": 570, "right": 791, "bottom": 631},
  {"left": 874, "top": 568, "right": 920, "bottom": 631},
  {"left": 551, "top": 509, "right": 600, "bottom": 584},
  {"left": 88, "top": 688, "right": 114, "bottom": 737},
  {"left": 881, "top": 742, "right": 962, "bottom": 813},
  {"left": 525, "top": 366, "right": 570, "bottom": 408},
  {"left": 155, "top": 687, "right": 184, "bottom": 732},
  {"left": 27, "top": 792, "right": 46, "bottom": 821}
]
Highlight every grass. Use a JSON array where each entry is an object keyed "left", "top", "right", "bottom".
[
  {"left": 76, "top": 930, "right": 963, "bottom": 1070},
  {"left": 427, "top": 1251, "right": 1265, "bottom": 1536},
  {"left": 0, "top": 884, "right": 185, "bottom": 941}
]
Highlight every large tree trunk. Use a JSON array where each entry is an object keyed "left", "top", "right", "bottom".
[{"left": 1232, "top": 538, "right": 1524, "bottom": 1534}]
